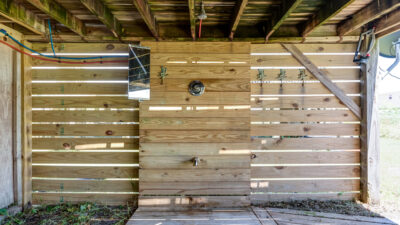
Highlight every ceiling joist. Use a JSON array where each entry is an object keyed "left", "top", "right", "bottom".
[
  {"left": 133, "top": 0, "right": 159, "bottom": 39},
  {"left": 0, "top": 0, "right": 46, "bottom": 35},
  {"left": 80, "top": 0, "right": 124, "bottom": 39},
  {"left": 26, "top": 0, "right": 86, "bottom": 37},
  {"left": 265, "top": 0, "right": 303, "bottom": 42},
  {"left": 229, "top": 0, "right": 248, "bottom": 40},
  {"left": 375, "top": 8, "right": 400, "bottom": 38},
  {"left": 188, "top": 0, "right": 196, "bottom": 40},
  {"left": 302, "top": 0, "right": 356, "bottom": 37},
  {"left": 337, "top": 0, "right": 400, "bottom": 36}
]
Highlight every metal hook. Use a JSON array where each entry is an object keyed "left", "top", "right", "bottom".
[
  {"left": 257, "top": 69, "right": 265, "bottom": 87},
  {"left": 160, "top": 66, "right": 168, "bottom": 85},
  {"left": 192, "top": 157, "right": 200, "bottom": 167},
  {"left": 277, "top": 69, "right": 286, "bottom": 87},
  {"left": 298, "top": 69, "right": 307, "bottom": 86}
]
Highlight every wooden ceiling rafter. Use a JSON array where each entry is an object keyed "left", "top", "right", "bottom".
[
  {"left": 25, "top": 0, "right": 86, "bottom": 37},
  {"left": 0, "top": 0, "right": 46, "bottom": 35},
  {"left": 265, "top": 0, "right": 303, "bottom": 42},
  {"left": 79, "top": 0, "right": 124, "bottom": 39},
  {"left": 188, "top": 0, "right": 196, "bottom": 40},
  {"left": 301, "top": 0, "right": 356, "bottom": 37},
  {"left": 229, "top": 0, "right": 248, "bottom": 41},
  {"left": 337, "top": 0, "right": 400, "bottom": 36},
  {"left": 133, "top": 0, "right": 159, "bottom": 40},
  {"left": 375, "top": 7, "right": 400, "bottom": 38}
]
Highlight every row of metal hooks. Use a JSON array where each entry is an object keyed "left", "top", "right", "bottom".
[{"left": 257, "top": 69, "right": 308, "bottom": 87}]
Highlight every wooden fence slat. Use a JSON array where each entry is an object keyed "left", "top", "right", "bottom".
[
  {"left": 143, "top": 42, "right": 250, "bottom": 54},
  {"left": 150, "top": 78, "right": 250, "bottom": 92},
  {"left": 140, "top": 130, "right": 250, "bottom": 143},
  {"left": 33, "top": 152, "right": 138, "bottom": 164},
  {"left": 251, "top": 166, "right": 360, "bottom": 178},
  {"left": 32, "top": 138, "right": 138, "bottom": 150},
  {"left": 140, "top": 117, "right": 250, "bottom": 130},
  {"left": 32, "top": 43, "right": 129, "bottom": 53},
  {"left": 33, "top": 111, "right": 138, "bottom": 122},
  {"left": 33, "top": 193, "right": 136, "bottom": 206},
  {"left": 251, "top": 82, "right": 360, "bottom": 95},
  {"left": 151, "top": 53, "right": 250, "bottom": 66},
  {"left": 250, "top": 193, "right": 359, "bottom": 202},
  {"left": 251, "top": 151, "right": 359, "bottom": 164},
  {"left": 251, "top": 124, "right": 360, "bottom": 136},
  {"left": 33, "top": 97, "right": 138, "bottom": 108},
  {"left": 140, "top": 92, "right": 250, "bottom": 105},
  {"left": 139, "top": 169, "right": 250, "bottom": 182},
  {"left": 249, "top": 138, "right": 359, "bottom": 150},
  {"left": 33, "top": 124, "right": 139, "bottom": 136},
  {"left": 150, "top": 66, "right": 250, "bottom": 79},
  {"left": 33, "top": 180, "right": 138, "bottom": 192},
  {"left": 33, "top": 166, "right": 138, "bottom": 178},
  {"left": 251, "top": 179, "right": 360, "bottom": 192},
  {"left": 32, "top": 83, "right": 127, "bottom": 94},
  {"left": 251, "top": 44, "right": 356, "bottom": 53},
  {"left": 140, "top": 143, "right": 251, "bottom": 156},
  {"left": 249, "top": 69, "right": 360, "bottom": 81},
  {"left": 251, "top": 110, "right": 359, "bottom": 122},
  {"left": 251, "top": 55, "right": 355, "bottom": 67},
  {"left": 32, "top": 70, "right": 128, "bottom": 80},
  {"left": 251, "top": 96, "right": 360, "bottom": 108}
]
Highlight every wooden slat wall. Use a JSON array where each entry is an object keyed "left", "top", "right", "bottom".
[
  {"left": 30, "top": 43, "right": 138, "bottom": 206},
  {"left": 249, "top": 44, "right": 361, "bottom": 202},
  {"left": 139, "top": 42, "right": 251, "bottom": 210}
]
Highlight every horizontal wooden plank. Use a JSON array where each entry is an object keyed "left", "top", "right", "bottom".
[
  {"left": 33, "top": 193, "right": 136, "bottom": 206},
  {"left": 140, "top": 143, "right": 251, "bottom": 156},
  {"left": 33, "top": 124, "right": 139, "bottom": 136},
  {"left": 250, "top": 138, "right": 360, "bottom": 150},
  {"left": 251, "top": 82, "right": 360, "bottom": 95},
  {"left": 251, "top": 55, "right": 356, "bottom": 67},
  {"left": 33, "top": 179, "right": 138, "bottom": 192},
  {"left": 143, "top": 41, "right": 251, "bottom": 54},
  {"left": 251, "top": 124, "right": 360, "bottom": 136},
  {"left": 251, "top": 151, "right": 360, "bottom": 164},
  {"left": 32, "top": 83, "right": 127, "bottom": 94},
  {"left": 33, "top": 138, "right": 138, "bottom": 150},
  {"left": 140, "top": 117, "right": 250, "bottom": 130},
  {"left": 141, "top": 92, "right": 249, "bottom": 105},
  {"left": 251, "top": 96, "right": 360, "bottom": 108},
  {"left": 150, "top": 65, "right": 250, "bottom": 79},
  {"left": 140, "top": 181, "right": 250, "bottom": 195},
  {"left": 140, "top": 130, "right": 250, "bottom": 143},
  {"left": 151, "top": 53, "right": 250, "bottom": 66},
  {"left": 251, "top": 166, "right": 360, "bottom": 178},
  {"left": 33, "top": 110, "right": 138, "bottom": 122},
  {"left": 250, "top": 69, "right": 360, "bottom": 81},
  {"left": 251, "top": 110, "right": 359, "bottom": 122},
  {"left": 251, "top": 179, "right": 360, "bottom": 192},
  {"left": 139, "top": 196, "right": 250, "bottom": 210},
  {"left": 251, "top": 44, "right": 356, "bottom": 53},
  {"left": 32, "top": 43, "right": 129, "bottom": 53},
  {"left": 140, "top": 104, "right": 250, "bottom": 118},
  {"left": 33, "top": 97, "right": 138, "bottom": 108},
  {"left": 33, "top": 152, "right": 138, "bottom": 164},
  {"left": 140, "top": 155, "right": 250, "bottom": 169},
  {"left": 250, "top": 193, "right": 359, "bottom": 203},
  {"left": 33, "top": 166, "right": 138, "bottom": 178},
  {"left": 150, "top": 78, "right": 250, "bottom": 92},
  {"left": 139, "top": 169, "right": 250, "bottom": 182},
  {"left": 32, "top": 69, "right": 128, "bottom": 80}
]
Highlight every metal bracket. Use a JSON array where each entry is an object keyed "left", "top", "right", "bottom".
[
  {"left": 257, "top": 69, "right": 265, "bottom": 88},
  {"left": 298, "top": 69, "right": 307, "bottom": 86},
  {"left": 159, "top": 66, "right": 168, "bottom": 84},
  {"left": 277, "top": 69, "right": 286, "bottom": 87}
]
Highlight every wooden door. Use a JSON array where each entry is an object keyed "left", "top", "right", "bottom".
[{"left": 138, "top": 42, "right": 251, "bottom": 210}]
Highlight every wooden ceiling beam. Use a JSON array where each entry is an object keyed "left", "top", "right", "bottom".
[
  {"left": 302, "top": 0, "right": 355, "bottom": 37},
  {"left": 374, "top": 6, "right": 400, "bottom": 38},
  {"left": 188, "top": 0, "right": 196, "bottom": 40},
  {"left": 79, "top": 0, "right": 124, "bottom": 39},
  {"left": 265, "top": 0, "right": 303, "bottom": 42},
  {"left": 229, "top": 0, "right": 248, "bottom": 40},
  {"left": 0, "top": 0, "right": 46, "bottom": 35},
  {"left": 26, "top": 0, "right": 86, "bottom": 37},
  {"left": 133, "top": 0, "right": 159, "bottom": 39},
  {"left": 337, "top": 0, "right": 400, "bottom": 36}
]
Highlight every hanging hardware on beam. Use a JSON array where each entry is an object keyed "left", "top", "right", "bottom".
[
  {"left": 257, "top": 69, "right": 265, "bottom": 87},
  {"left": 159, "top": 66, "right": 168, "bottom": 84},
  {"left": 277, "top": 69, "right": 286, "bottom": 87},
  {"left": 353, "top": 27, "right": 375, "bottom": 64},
  {"left": 298, "top": 69, "right": 307, "bottom": 86}
]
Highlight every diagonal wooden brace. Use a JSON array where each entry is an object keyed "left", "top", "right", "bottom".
[{"left": 281, "top": 43, "right": 361, "bottom": 119}]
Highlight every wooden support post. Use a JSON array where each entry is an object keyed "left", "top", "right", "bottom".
[
  {"left": 0, "top": 0, "right": 46, "bottom": 35},
  {"left": 282, "top": 43, "right": 361, "bottom": 119},
  {"left": 360, "top": 39, "right": 380, "bottom": 204},
  {"left": 302, "top": 0, "right": 355, "bottom": 37},
  {"left": 265, "top": 0, "right": 303, "bottom": 41},
  {"left": 337, "top": 0, "right": 400, "bottom": 36},
  {"left": 229, "top": 0, "right": 248, "bottom": 41},
  {"left": 79, "top": 0, "right": 124, "bottom": 39},
  {"left": 133, "top": 0, "right": 159, "bottom": 39},
  {"left": 26, "top": 0, "right": 86, "bottom": 37},
  {"left": 188, "top": 0, "right": 196, "bottom": 40}
]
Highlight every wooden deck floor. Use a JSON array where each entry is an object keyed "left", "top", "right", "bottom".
[{"left": 128, "top": 207, "right": 397, "bottom": 225}]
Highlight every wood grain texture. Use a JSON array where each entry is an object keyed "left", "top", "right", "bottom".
[
  {"left": 32, "top": 70, "right": 128, "bottom": 81},
  {"left": 250, "top": 69, "right": 360, "bottom": 81},
  {"left": 251, "top": 166, "right": 360, "bottom": 178},
  {"left": 142, "top": 42, "right": 251, "bottom": 54},
  {"left": 251, "top": 193, "right": 359, "bottom": 203},
  {"left": 250, "top": 138, "right": 360, "bottom": 150},
  {"left": 251, "top": 44, "right": 356, "bottom": 53},
  {"left": 33, "top": 152, "right": 138, "bottom": 164},
  {"left": 33, "top": 179, "right": 137, "bottom": 192},
  {"left": 33, "top": 138, "right": 138, "bottom": 150},
  {"left": 150, "top": 65, "right": 250, "bottom": 79},
  {"left": 141, "top": 92, "right": 250, "bottom": 105},
  {"left": 252, "top": 151, "right": 360, "bottom": 164},
  {"left": 33, "top": 166, "right": 138, "bottom": 178},
  {"left": 32, "top": 83, "right": 127, "bottom": 95},
  {"left": 251, "top": 179, "right": 360, "bottom": 192},
  {"left": 251, "top": 96, "right": 360, "bottom": 108},
  {"left": 33, "top": 124, "right": 139, "bottom": 136},
  {"left": 151, "top": 53, "right": 250, "bottom": 66},
  {"left": 141, "top": 130, "right": 250, "bottom": 143},
  {"left": 251, "top": 123, "right": 360, "bottom": 136},
  {"left": 140, "top": 117, "right": 250, "bottom": 130},
  {"left": 251, "top": 110, "right": 359, "bottom": 122},
  {"left": 151, "top": 78, "right": 250, "bottom": 92},
  {"left": 251, "top": 82, "right": 360, "bottom": 95},
  {"left": 33, "top": 193, "right": 136, "bottom": 205},
  {"left": 33, "top": 97, "right": 138, "bottom": 108},
  {"left": 251, "top": 55, "right": 355, "bottom": 67},
  {"left": 140, "top": 143, "right": 251, "bottom": 156},
  {"left": 33, "top": 110, "right": 138, "bottom": 122}
]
